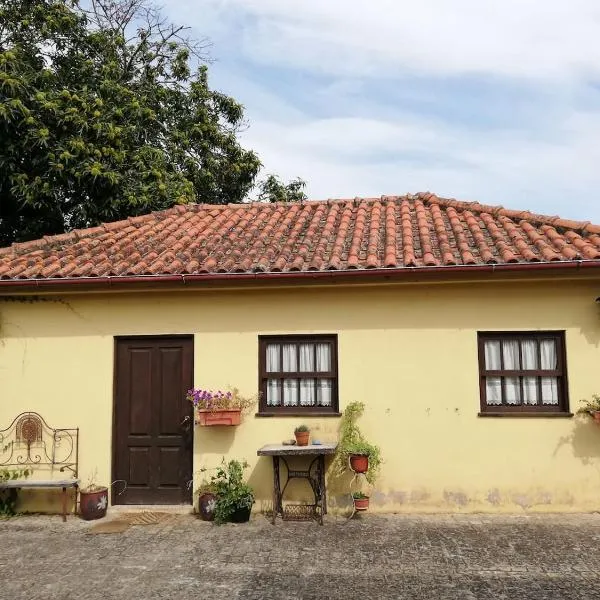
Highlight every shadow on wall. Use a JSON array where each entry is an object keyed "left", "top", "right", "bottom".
[
  {"left": 16, "top": 489, "right": 77, "bottom": 516},
  {"left": 555, "top": 414, "right": 600, "bottom": 466},
  {"left": 579, "top": 302, "right": 600, "bottom": 348},
  {"left": 195, "top": 426, "right": 236, "bottom": 455}
]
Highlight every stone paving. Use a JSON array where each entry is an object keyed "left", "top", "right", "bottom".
[{"left": 2, "top": 512, "right": 600, "bottom": 599}]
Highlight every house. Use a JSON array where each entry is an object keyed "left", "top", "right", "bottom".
[{"left": 1, "top": 192, "right": 600, "bottom": 514}]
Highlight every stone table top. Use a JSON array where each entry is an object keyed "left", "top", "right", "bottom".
[{"left": 257, "top": 443, "right": 338, "bottom": 456}]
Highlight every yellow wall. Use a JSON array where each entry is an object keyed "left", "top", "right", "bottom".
[{"left": 2, "top": 276, "right": 600, "bottom": 514}]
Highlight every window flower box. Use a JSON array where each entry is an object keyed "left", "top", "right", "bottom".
[
  {"left": 187, "top": 388, "right": 258, "bottom": 427},
  {"left": 196, "top": 408, "right": 242, "bottom": 427}
]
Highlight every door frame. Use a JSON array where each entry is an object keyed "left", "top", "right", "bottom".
[{"left": 111, "top": 334, "right": 195, "bottom": 505}]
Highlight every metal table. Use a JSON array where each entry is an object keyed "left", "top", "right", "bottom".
[{"left": 257, "top": 443, "right": 337, "bottom": 525}]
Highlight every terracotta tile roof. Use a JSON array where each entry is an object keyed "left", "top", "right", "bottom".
[{"left": 2, "top": 192, "right": 600, "bottom": 281}]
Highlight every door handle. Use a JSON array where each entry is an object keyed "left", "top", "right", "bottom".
[{"left": 181, "top": 415, "right": 191, "bottom": 426}]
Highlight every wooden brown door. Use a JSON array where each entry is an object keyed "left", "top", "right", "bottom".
[{"left": 113, "top": 336, "right": 193, "bottom": 504}]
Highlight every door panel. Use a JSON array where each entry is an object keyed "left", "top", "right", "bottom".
[{"left": 114, "top": 336, "right": 193, "bottom": 505}]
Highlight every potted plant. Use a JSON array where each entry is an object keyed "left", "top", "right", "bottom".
[
  {"left": 196, "top": 488, "right": 218, "bottom": 521},
  {"left": 352, "top": 491, "right": 370, "bottom": 511},
  {"left": 209, "top": 459, "right": 255, "bottom": 525},
  {"left": 294, "top": 424, "right": 310, "bottom": 446},
  {"left": 577, "top": 395, "right": 600, "bottom": 423},
  {"left": 79, "top": 471, "right": 108, "bottom": 521},
  {"left": 334, "top": 402, "right": 382, "bottom": 485},
  {"left": 188, "top": 387, "right": 257, "bottom": 426}
]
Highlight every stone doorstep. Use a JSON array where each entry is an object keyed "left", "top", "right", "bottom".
[{"left": 107, "top": 505, "right": 194, "bottom": 518}]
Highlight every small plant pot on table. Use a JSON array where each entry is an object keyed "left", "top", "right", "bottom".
[{"left": 294, "top": 425, "right": 310, "bottom": 447}]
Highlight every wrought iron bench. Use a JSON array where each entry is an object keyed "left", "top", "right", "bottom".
[{"left": 0, "top": 412, "right": 79, "bottom": 521}]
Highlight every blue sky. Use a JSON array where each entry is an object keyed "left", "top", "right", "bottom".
[{"left": 163, "top": 0, "right": 600, "bottom": 222}]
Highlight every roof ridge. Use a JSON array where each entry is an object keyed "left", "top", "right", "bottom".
[{"left": 3, "top": 194, "right": 599, "bottom": 258}]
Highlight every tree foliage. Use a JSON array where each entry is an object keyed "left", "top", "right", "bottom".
[
  {"left": 257, "top": 174, "right": 307, "bottom": 203},
  {"left": 0, "top": 0, "right": 265, "bottom": 245}
]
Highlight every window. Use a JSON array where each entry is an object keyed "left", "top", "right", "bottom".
[
  {"left": 258, "top": 335, "right": 338, "bottom": 414},
  {"left": 478, "top": 332, "right": 569, "bottom": 414}
]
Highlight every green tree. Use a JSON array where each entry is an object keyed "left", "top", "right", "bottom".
[
  {"left": 257, "top": 174, "right": 307, "bottom": 203},
  {"left": 0, "top": 0, "right": 263, "bottom": 245}
]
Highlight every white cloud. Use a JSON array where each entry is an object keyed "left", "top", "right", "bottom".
[
  {"left": 162, "top": 0, "right": 600, "bottom": 222},
  {"left": 242, "top": 112, "right": 600, "bottom": 221},
  {"left": 190, "top": 0, "right": 600, "bottom": 81}
]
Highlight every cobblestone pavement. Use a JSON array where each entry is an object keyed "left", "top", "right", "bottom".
[{"left": 2, "top": 513, "right": 600, "bottom": 599}]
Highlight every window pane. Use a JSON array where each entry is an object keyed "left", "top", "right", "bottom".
[
  {"left": 541, "top": 377, "right": 559, "bottom": 404},
  {"left": 316, "top": 343, "right": 331, "bottom": 372},
  {"left": 283, "top": 379, "right": 298, "bottom": 406},
  {"left": 502, "top": 340, "right": 520, "bottom": 370},
  {"left": 299, "top": 344, "right": 315, "bottom": 372},
  {"left": 266, "top": 344, "right": 280, "bottom": 372},
  {"left": 521, "top": 340, "right": 538, "bottom": 370},
  {"left": 267, "top": 379, "right": 281, "bottom": 406},
  {"left": 486, "top": 377, "right": 502, "bottom": 405},
  {"left": 282, "top": 344, "right": 297, "bottom": 372},
  {"left": 299, "top": 379, "right": 315, "bottom": 406},
  {"left": 541, "top": 340, "right": 558, "bottom": 370},
  {"left": 484, "top": 341, "right": 501, "bottom": 370},
  {"left": 523, "top": 377, "right": 539, "bottom": 405},
  {"left": 505, "top": 377, "right": 521, "bottom": 404},
  {"left": 317, "top": 379, "right": 332, "bottom": 406}
]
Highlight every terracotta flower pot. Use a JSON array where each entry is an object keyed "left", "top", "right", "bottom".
[
  {"left": 349, "top": 454, "right": 369, "bottom": 473},
  {"left": 592, "top": 411, "right": 600, "bottom": 424},
  {"left": 197, "top": 492, "right": 217, "bottom": 521},
  {"left": 196, "top": 408, "right": 241, "bottom": 426},
  {"left": 353, "top": 497, "right": 370, "bottom": 511},
  {"left": 295, "top": 431, "right": 310, "bottom": 446},
  {"left": 79, "top": 487, "right": 108, "bottom": 521}
]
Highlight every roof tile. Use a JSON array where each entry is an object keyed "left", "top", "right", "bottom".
[{"left": 2, "top": 193, "right": 600, "bottom": 281}]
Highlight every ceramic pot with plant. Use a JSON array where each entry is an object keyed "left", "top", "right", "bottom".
[
  {"left": 577, "top": 395, "right": 600, "bottom": 423},
  {"left": 79, "top": 472, "right": 108, "bottom": 521},
  {"left": 334, "top": 402, "right": 382, "bottom": 486},
  {"left": 294, "top": 425, "right": 310, "bottom": 446},
  {"left": 352, "top": 491, "right": 370, "bottom": 511},
  {"left": 197, "top": 491, "right": 218, "bottom": 521},
  {"left": 349, "top": 453, "right": 369, "bottom": 474},
  {"left": 210, "top": 459, "right": 255, "bottom": 525}
]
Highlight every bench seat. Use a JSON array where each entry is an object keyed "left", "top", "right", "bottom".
[
  {"left": 0, "top": 479, "right": 80, "bottom": 521},
  {"left": 0, "top": 479, "right": 79, "bottom": 489},
  {"left": 0, "top": 412, "right": 80, "bottom": 521}
]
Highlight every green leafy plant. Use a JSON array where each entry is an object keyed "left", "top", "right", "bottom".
[
  {"left": 209, "top": 459, "right": 254, "bottom": 525},
  {"left": 0, "top": 467, "right": 31, "bottom": 517},
  {"left": 334, "top": 401, "right": 382, "bottom": 485},
  {"left": 577, "top": 395, "right": 600, "bottom": 415},
  {"left": 294, "top": 424, "right": 310, "bottom": 434},
  {"left": 352, "top": 491, "right": 369, "bottom": 500}
]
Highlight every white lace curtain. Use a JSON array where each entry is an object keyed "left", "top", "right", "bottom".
[
  {"left": 266, "top": 342, "right": 332, "bottom": 407},
  {"left": 485, "top": 339, "right": 558, "bottom": 406}
]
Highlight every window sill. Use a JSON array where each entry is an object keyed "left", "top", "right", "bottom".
[
  {"left": 255, "top": 412, "right": 342, "bottom": 418},
  {"left": 478, "top": 412, "right": 574, "bottom": 418}
]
